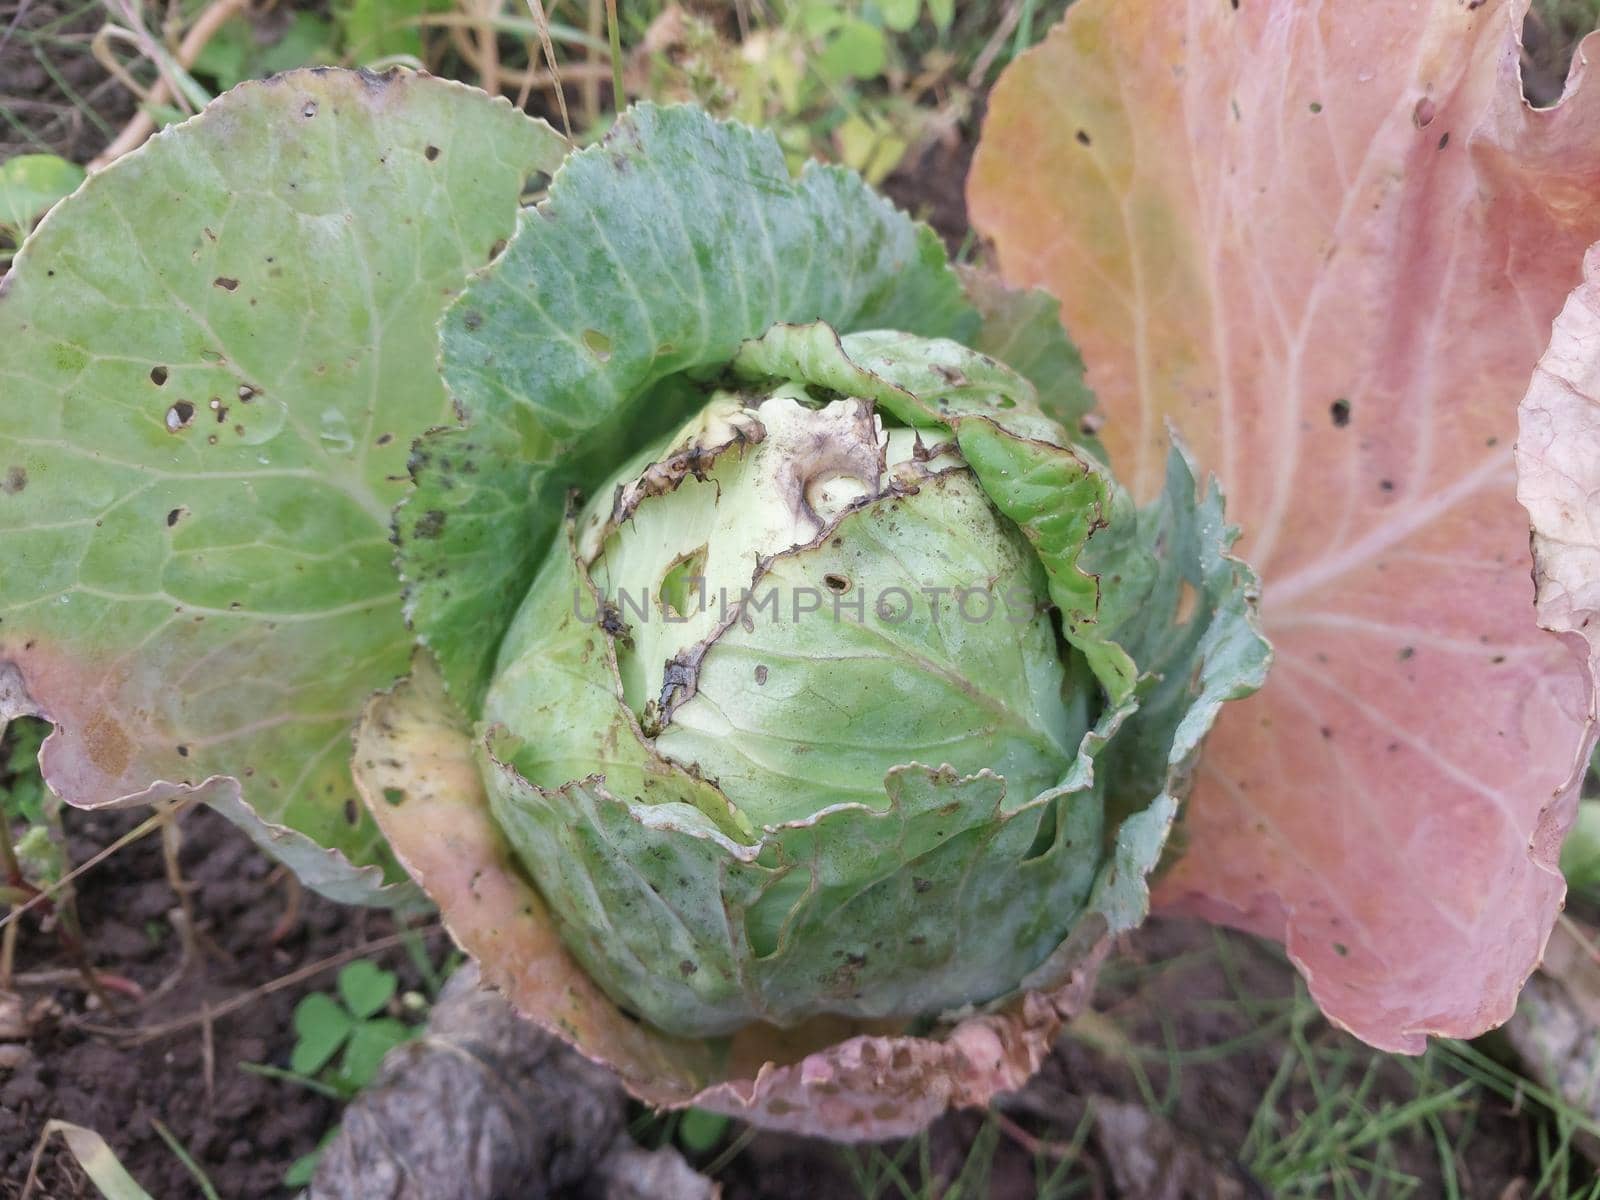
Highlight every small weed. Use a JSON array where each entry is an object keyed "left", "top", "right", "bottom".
[
  {"left": 840, "top": 1111, "right": 1092, "bottom": 1200},
  {"left": 2, "top": 719, "right": 65, "bottom": 901},
  {"left": 244, "top": 952, "right": 444, "bottom": 1187},
  {"left": 241, "top": 958, "right": 420, "bottom": 1102},
  {"left": 2, "top": 718, "right": 50, "bottom": 832},
  {"left": 676, "top": 1106, "right": 732, "bottom": 1155},
  {"left": 1527, "top": 0, "right": 1600, "bottom": 102},
  {"left": 149, "top": 1119, "right": 221, "bottom": 1200},
  {"left": 288, "top": 959, "right": 416, "bottom": 1096},
  {"left": 281, "top": 1127, "right": 340, "bottom": 1191}
]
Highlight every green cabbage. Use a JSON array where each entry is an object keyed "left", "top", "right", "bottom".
[{"left": 398, "top": 106, "right": 1271, "bottom": 1037}]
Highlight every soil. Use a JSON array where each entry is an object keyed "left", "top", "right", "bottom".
[
  {"left": 709, "top": 920, "right": 1539, "bottom": 1200},
  {"left": 1049, "top": 923, "right": 1532, "bottom": 1197},
  {"left": 1, "top": 810, "right": 1546, "bottom": 1200},
  {"left": 0, "top": 0, "right": 139, "bottom": 165},
  {"left": 882, "top": 108, "right": 978, "bottom": 256},
  {"left": 1, "top": 801, "right": 430, "bottom": 1199}
]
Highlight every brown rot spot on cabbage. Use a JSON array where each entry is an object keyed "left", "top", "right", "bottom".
[
  {"left": 166, "top": 506, "right": 188, "bottom": 527},
  {"left": 753, "top": 664, "right": 769, "bottom": 685},
  {"left": 425, "top": 144, "right": 441, "bottom": 162},
  {"left": 1175, "top": 579, "right": 1199, "bottom": 625},
  {"left": 165, "top": 401, "right": 196, "bottom": 432},
  {"left": 213, "top": 277, "right": 239, "bottom": 292},
  {"left": 823, "top": 572, "right": 850, "bottom": 593},
  {"left": 149, "top": 365, "right": 168, "bottom": 386},
  {"left": 82, "top": 712, "right": 132, "bottom": 777},
  {"left": 599, "top": 601, "right": 631, "bottom": 644},
  {"left": 301, "top": 100, "right": 318, "bottom": 119},
  {"left": 1329, "top": 398, "right": 1351, "bottom": 427},
  {"left": 344, "top": 797, "right": 361, "bottom": 825},
  {"left": 2, "top": 467, "right": 25, "bottom": 494}
]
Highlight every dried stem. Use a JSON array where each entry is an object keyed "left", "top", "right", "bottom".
[
  {"left": 267, "top": 864, "right": 303, "bottom": 944},
  {"left": 0, "top": 808, "right": 19, "bottom": 992},
  {"left": 474, "top": 0, "right": 501, "bottom": 98},
  {"left": 523, "top": 0, "right": 572, "bottom": 141},
  {"left": 967, "top": 0, "right": 1024, "bottom": 90},
  {"left": 79, "top": 923, "right": 443, "bottom": 1044},
  {"left": 605, "top": 0, "right": 622, "bottom": 109},
  {"left": 0, "top": 801, "right": 182, "bottom": 932},
  {"left": 582, "top": 0, "right": 600, "bottom": 123},
  {"left": 89, "top": 0, "right": 251, "bottom": 170}
]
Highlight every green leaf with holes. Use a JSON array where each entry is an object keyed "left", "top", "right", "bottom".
[{"left": 0, "top": 70, "right": 566, "bottom": 902}]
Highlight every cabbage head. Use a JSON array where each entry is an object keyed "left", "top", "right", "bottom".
[{"left": 395, "top": 106, "right": 1272, "bottom": 1038}]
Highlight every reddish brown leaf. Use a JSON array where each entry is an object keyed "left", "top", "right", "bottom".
[{"left": 970, "top": 0, "right": 1598, "bottom": 1050}]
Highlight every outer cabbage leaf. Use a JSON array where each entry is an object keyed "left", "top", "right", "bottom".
[
  {"left": 729, "top": 323, "right": 1269, "bottom": 713},
  {"left": 0, "top": 69, "right": 565, "bottom": 900},
  {"left": 1520, "top": 243, "right": 1600, "bottom": 715},
  {"left": 482, "top": 749, "right": 1105, "bottom": 1037},
  {"left": 958, "top": 266, "right": 1097, "bottom": 433},
  {"left": 970, "top": 0, "right": 1599, "bottom": 1049},
  {"left": 466, "top": 319, "right": 1265, "bottom": 1039},
  {"left": 397, "top": 102, "right": 976, "bottom": 708}
]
